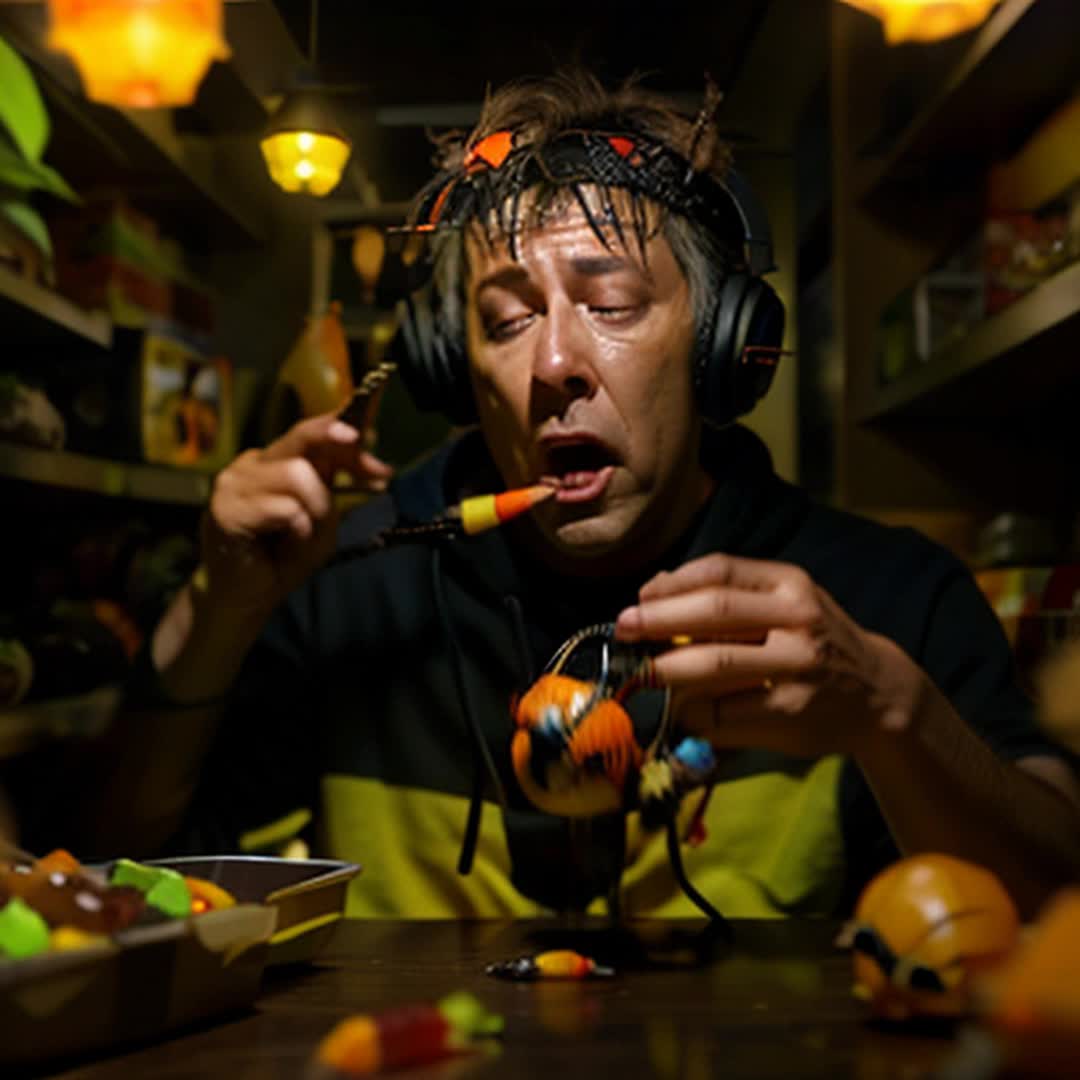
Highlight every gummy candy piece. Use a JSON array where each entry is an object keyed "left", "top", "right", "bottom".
[
  {"left": 315, "top": 991, "right": 503, "bottom": 1074},
  {"left": 184, "top": 876, "right": 236, "bottom": 914},
  {"left": 0, "top": 862, "right": 144, "bottom": 932},
  {"left": 111, "top": 859, "right": 191, "bottom": 918},
  {"left": 0, "top": 898, "right": 51, "bottom": 959},
  {"left": 50, "top": 925, "right": 109, "bottom": 952},
  {"left": 438, "top": 991, "right": 506, "bottom": 1038}
]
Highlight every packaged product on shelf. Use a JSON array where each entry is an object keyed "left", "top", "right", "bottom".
[
  {"left": 51, "top": 198, "right": 215, "bottom": 338},
  {"left": 983, "top": 208, "right": 1070, "bottom": 314},
  {"left": 976, "top": 563, "right": 1080, "bottom": 693},
  {"left": 876, "top": 234, "right": 984, "bottom": 383},
  {"left": 139, "top": 326, "right": 235, "bottom": 471},
  {"left": 0, "top": 375, "right": 65, "bottom": 450}
]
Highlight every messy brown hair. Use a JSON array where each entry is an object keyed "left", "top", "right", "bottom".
[
  {"left": 424, "top": 69, "right": 745, "bottom": 352},
  {"left": 434, "top": 68, "right": 733, "bottom": 184}
]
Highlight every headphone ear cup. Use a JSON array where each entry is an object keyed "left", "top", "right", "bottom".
[
  {"left": 390, "top": 286, "right": 478, "bottom": 426},
  {"left": 695, "top": 273, "right": 785, "bottom": 428}
]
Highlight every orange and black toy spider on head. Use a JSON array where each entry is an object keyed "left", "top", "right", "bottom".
[
  {"left": 846, "top": 853, "right": 1021, "bottom": 1022},
  {"left": 510, "top": 623, "right": 730, "bottom": 934}
]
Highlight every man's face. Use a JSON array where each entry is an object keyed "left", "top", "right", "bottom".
[{"left": 464, "top": 198, "right": 712, "bottom": 571}]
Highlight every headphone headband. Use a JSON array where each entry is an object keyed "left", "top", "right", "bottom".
[{"left": 411, "top": 128, "right": 767, "bottom": 268}]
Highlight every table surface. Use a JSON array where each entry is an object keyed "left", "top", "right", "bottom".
[{"left": 28, "top": 918, "right": 973, "bottom": 1080}]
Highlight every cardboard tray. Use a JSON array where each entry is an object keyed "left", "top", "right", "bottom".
[
  {"left": 147, "top": 855, "right": 362, "bottom": 966},
  {"left": 0, "top": 902, "right": 276, "bottom": 1068}
]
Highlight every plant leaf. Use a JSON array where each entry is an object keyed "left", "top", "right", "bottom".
[
  {"left": 0, "top": 139, "right": 78, "bottom": 202},
  {"left": 0, "top": 35, "right": 49, "bottom": 163},
  {"left": 0, "top": 198, "right": 53, "bottom": 261}
]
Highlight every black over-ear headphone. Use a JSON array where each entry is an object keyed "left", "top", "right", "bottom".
[{"left": 391, "top": 167, "right": 785, "bottom": 428}]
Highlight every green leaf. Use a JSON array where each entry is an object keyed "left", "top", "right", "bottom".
[
  {"left": 0, "top": 139, "right": 78, "bottom": 202},
  {"left": 0, "top": 35, "right": 49, "bottom": 163},
  {"left": 0, "top": 198, "right": 53, "bottom": 261},
  {"left": 27, "top": 156, "right": 78, "bottom": 202}
]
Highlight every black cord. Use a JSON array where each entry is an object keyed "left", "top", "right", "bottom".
[
  {"left": 430, "top": 546, "right": 508, "bottom": 876},
  {"left": 665, "top": 816, "right": 733, "bottom": 941},
  {"left": 327, "top": 518, "right": 461, "bottom": 568}
]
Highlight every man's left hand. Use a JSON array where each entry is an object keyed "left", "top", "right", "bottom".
[{"left": 614, "top": 553, "right": 926, "bottom": 758}]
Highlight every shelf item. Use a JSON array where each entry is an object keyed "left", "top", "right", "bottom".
[
  {"left": 857, "top": 0, "right": 1080, "bottom": 208},
  {"left": 0, "top": 443, "right": 211, "bottom": 506},
  {"left": 0, "top": 262, "right": 111, "bottom": 348},
  {"left": 856, "top": 258, "right": 1080, "bottom": 422},
  {"left": 0, "top": 683, "right": 119, "bottom": 759}
]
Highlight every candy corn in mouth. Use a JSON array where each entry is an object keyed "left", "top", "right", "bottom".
[{"left": 451, "top": 483, "right": 556, "bottom": 535}]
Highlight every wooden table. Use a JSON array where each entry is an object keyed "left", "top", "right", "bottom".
[{"left": 30, "top": 919, "right": 968, "bottom": 1079}]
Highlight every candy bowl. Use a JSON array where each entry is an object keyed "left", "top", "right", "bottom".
[
  {"left": 0, "top": 900, "right": 275, "bottom": 1068},
  {"left": 145, "top": 855, "right": 362, "bottom": 966}
]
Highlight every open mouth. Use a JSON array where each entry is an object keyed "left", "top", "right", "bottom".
[{"left": 541, "top": 440, "right": 618, "bottom": 504}]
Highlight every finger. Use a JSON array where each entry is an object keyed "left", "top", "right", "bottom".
[
  {"left": 312, "top": 443, "right": 395, "bottom": 491},
  {"left": 638, "top": 554, "right": 788, "bottom": 601},
  {"left": 262, "top": 413, "right": 360, "bottom": 464},
  {"left": 222, "top": 492, "right": 313, "bottom": 539},
  {"left": 651, "top": 630, "right": 821, "bottom": 691},
  {"left": 615, "top": 587, "right": 805, "bottom": 643},
  {"left": 240, "top": 456, "right": 335, "bottom": 520},
  {"left": 352, "top": 449, "right": 395, "bottom": 483},
  {"left": 651, "top": 642, "right": 777, "bottom": 689}
]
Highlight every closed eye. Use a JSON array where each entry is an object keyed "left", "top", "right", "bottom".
[
  {"left": 589, "top": 304, "right": 645, "bottom": 327},
  {"left": 485, "top": 313, "right": 535, "bottom": 342}
]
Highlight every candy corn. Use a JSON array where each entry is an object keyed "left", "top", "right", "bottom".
[{"left": 454, "top": 484, "right": 555, "bottom": 535}]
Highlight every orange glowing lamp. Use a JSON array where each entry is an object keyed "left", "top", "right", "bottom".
[
  {"left": 47, "top": 0, "right": 230, "bottom": 109},
  {"left": 260, "top": 90, "right": 351, "bottom": 197},
  {"left": 838, "top": 0, "right": 999, "bottom": 43}
]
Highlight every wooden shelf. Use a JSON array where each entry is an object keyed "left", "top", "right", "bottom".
[
  {"left": 0, "top": 262, "right": 112, "bottom": 347},
  {"left": 0, "top": 443, "right": 212, "bottom": 506},
  {"left": 856, "top": 258, "right": 1080, "bottom": 423},
  {"left": 857, "top": 0, "right": 1080, "bottom": 208}
]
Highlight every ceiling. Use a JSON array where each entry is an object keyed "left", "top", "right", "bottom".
[{"left": 267, "top": 0, "right": 827, "bottom": 205}]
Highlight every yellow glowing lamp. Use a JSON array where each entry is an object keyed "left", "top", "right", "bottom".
[
  {"left": 261, "top": 90, "right": 352, "bottom": 197},
  {"left": 47, "top": 0, "right": 230, "bottom": 108},
  {"left": 838, "top": 0, "right": 999, "bottom": 43}
]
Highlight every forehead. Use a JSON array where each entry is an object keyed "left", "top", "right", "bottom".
[{"left": 462, "top": 187, "right": 670, "bottom": 284}]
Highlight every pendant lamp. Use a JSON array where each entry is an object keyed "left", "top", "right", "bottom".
[
  {"left": 261, "top": 89, "right": 352, "bottom": 196},
  {"left": 47, "top": 0, "right": 230, "bottom": 108},
  {"left": 838, "top": 0, "right": 999, "bottom": 43},
  {"left": 260, "top": 0, "right": 351, "bottom": 196}
]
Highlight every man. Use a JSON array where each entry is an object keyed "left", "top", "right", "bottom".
[{"left": 84, "top": 72, "right": 1079, "bottom": 920}]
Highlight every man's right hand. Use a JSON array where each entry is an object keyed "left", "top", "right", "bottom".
[{"left": 200, "top": 413, "right": 394, "bottom": 618}]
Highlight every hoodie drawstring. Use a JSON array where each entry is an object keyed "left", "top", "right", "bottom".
[{"left": 430, "top": 545, "right": 507, "bottom": 875}]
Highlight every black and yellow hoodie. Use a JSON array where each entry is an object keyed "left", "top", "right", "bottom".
[{"left": 175, "top": 425, "right": 1058, "bottom": 918}]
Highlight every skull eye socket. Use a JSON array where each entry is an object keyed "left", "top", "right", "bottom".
[
  {"left": 852, "top": 926, "right": 894, "bottom": 972},
  {"left": 851, "top": 925, "right": 948, "bottom": 995},
  {"left": 904, "top": 964, "right": 947, "bottom": 994}
]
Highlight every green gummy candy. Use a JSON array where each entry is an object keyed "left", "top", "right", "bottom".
[
  {"left": 110, "top": 858, "right": 157, "bottom": 892},
  {"left": 438, "top": 990, "right": 505, "bottom": 1039},
  {"left": 0, "top": 898, "right": 51, "bottom": 959},
  {"left": 145, "top": 873, "right": 191, "bottom": 918},
  {"left": 111, "top": 859, "right": 191, "bottom": 918}
]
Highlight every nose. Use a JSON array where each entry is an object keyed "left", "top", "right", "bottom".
[{"left": 531, "top": 301, "right": 597, "bottom": 403}]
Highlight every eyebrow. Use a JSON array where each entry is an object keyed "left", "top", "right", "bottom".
[
  {"left": 473, "top": 265, "right": 530, "bottom": 297},
  {"left": 473, "top": 254, "right": 642, "bottom": 298},
  {"left": 569, "top": 255, "right": 637, "bottom": 278}
]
